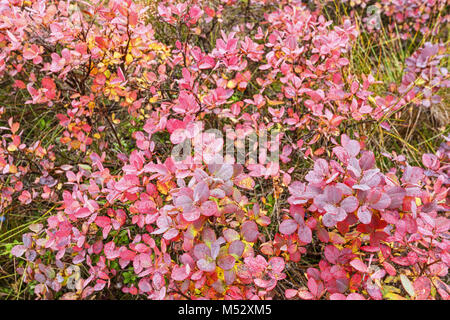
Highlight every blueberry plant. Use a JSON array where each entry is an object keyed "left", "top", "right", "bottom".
[{"left": 1, "top": 0, "right": 449, "bottom": 300}]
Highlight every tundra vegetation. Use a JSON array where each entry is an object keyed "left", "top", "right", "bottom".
[{"left": 0, "top": 0, "right": 449, "bottom": 300}]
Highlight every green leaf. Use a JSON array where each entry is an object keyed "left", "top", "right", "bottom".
[
  {"left": 78, "top": 164, "right": 92, "bottom": 171},
  {"left": 39, "top": 118, "right": 46, "bottom": 130}
]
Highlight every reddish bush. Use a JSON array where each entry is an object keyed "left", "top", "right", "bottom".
[{"left": 1, "top": 0, "right": 448, "bottom": 300}]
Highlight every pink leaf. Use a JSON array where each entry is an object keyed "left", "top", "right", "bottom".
[
  {"left": 197, "top": 259, "right": 216, "bottom": 272},
  {"left": 193, "top": 244, "right": 209, "bottom": 260},
  {"left": 95, "top": 216, "right": 111, "bottom": 228},
  {"left": 182, "top": 208, "right": 201, "bottom": 222},
  {"left": 341, "top": 196, "right": 359, "bottom": 213},
  {"left": 170, "top": 129, "right": 186, "bottom": 144},
  {"left": 228, "top": 240, "right": 245, "bottom": 257},
  {"left": 241, "top": 220, "right": 259, "bottom": 242},
  {"left": 279, "top": 219, "right": 298, "bottom": 235},
  {"left": 366, "top": 281, "right": 383, "bottom": 300},
  {"left": 329, "top": 293, "right": 347, "bottom": 300},
  {"left": 357, "top": 206, "right": 372, "bottom": 224},
  {"left": 163, "top": 228, "right": 179, "bottom": 240},
  {"left": 138, "top": 279, "right": 152, "bottom": 293},
  {"left": 11, "top": 245, "right": 27, "bottom": 257},
  {"left": 347, "top": 293, "right": 365, "bottom": 300},
  {"left": 285, "top": 289, "right": 298, "bottom": 299},
  {"left": 307, "top": 277, "right": 318, "bottom": 297},
  {"left": 194, "top": 182, "right": 210, "bottom": 203},
  {"left": 297, "top": 224, "right": 312, "bottom": 244},
  {"left": 172, "top": 265, "right": 190, "bottom": 281},
  {"left": 413, "top": 276, "right": 431, "bottom": 300},
  {"left": 217, "top": 254, "right": 236, "bottom": 270},
  {"left": 324, "top": 245, "right": 340, "bottom": 264},
  {"left": 297, "top": 290, "right": 315, "bottom": 300},
  {"left": 120, "top": 249, "right": 136, "bottom": 261},
  {"left": 269, "top": 257, "right": 285, "bottom": 273},
  {"left": 234, "top": 174, "right": 255, "bottom": 190},
  {"left": 350, "top": 259, "right": 368, "bottom": 273},
  {"left": 201, "top": 201, "right": 218, "bottom": 216},
  {"left": 345, "top": 140, "right": 360, "bottom": 157}
]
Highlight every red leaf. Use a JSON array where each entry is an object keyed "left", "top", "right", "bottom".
[
  {"left": 324, "top": 245, "right": 340, "bottom": 264},
  {"left": 317, "top": 227, "right": 329, "bottom": 243},
  {"left": 383, "top": 262, "right": 397, "bottom": 276},
  {"left": 95, "top": 216, "right": 111, "bottom": 228},
  {"left": 120, "top": 249, "right": 136, "bottom": 261},
  {"left": 307, "top": 277, "right": 318, "bottom": 297}
]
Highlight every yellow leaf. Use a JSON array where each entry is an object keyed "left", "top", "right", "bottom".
[
  {"left": 235, "top": 176, "right": 255, "bottom": 190},
  {"left": 266, "top": 98, "right": 284, "bottom": 106},
  {"left": 414, "top": 77, "right": 426, "bottom": 86},
  {"left": 125, "top": 96, "right": 134, "bottom": 104},
  {"left": 125, "top": 53, "right": 133, "bottom": 65},
  {"left": 111, "top": 113, "right": 120, "bottom": 124},
  {"left": 216, "top": 267, "right": 225, "bottom": 281},
  {"left": 88, "top": 101, "right": 95, "bottom": 111},
  {"left": 384, "top": 292, "right": 407, "bottom": 300},
  {"left": 415, "top": 197, "right": 422, "bottom": 206},
  {"left": 9, "top": 164, "right": 17, "bottom": 174},
  {"left": 368, "top": 96, "right": 377, "bottom": 105},
  {"left": 227, "top": 80, "right": 236, "bottom": 89},
  {"left": 384, "top": 276, "right": 395, "bottom": 284},
  {"left": 157, "top": 180, "right": 171, "bottom": 195},
  {"left": 7, "top": 144, "right": 17, "bottom": 152}
]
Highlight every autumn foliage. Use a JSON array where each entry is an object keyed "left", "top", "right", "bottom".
[{"left": 1, "top": 0, "right": 449, "bottom": 300}]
